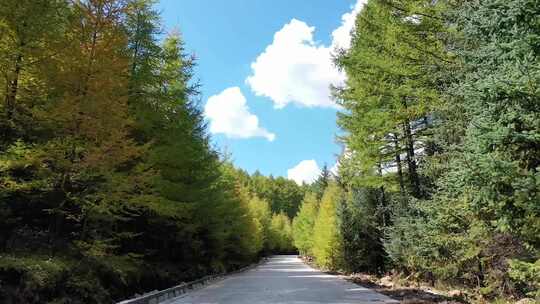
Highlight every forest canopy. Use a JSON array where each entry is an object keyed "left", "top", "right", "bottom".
[
  {"left": 292, "top": 0, "right": 540, "bottom": 301},
  {"left": 0, "top": 1, "right": 299, "bottom": 302},
  {"left": 1, "top": 0, "right": 538, "bottom": 303}
]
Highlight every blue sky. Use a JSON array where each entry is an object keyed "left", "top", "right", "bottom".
[{"left": 157, "top": 0, "right": 364, "bottom": 184}]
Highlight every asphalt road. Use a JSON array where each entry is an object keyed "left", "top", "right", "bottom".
[{"left": 166, "top": 255, "right": 398, "bottom": 304}]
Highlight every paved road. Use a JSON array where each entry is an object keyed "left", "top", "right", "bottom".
[{"left": 167, "top": 255, "right": 398, "bottom": 304}]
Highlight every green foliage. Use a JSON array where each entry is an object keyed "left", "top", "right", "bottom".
[
  {"left": 509, "top": 259, "right": 540, "bottom": 298},
  {"left": 335, "top": 0, "right": 449, "bottom": 197},
  {"left": 3, "top": 0, "right": 539, "bottom": 302},
  {"left": 217, "top": 163, "right": 266, "bottom": 267},
  {"left": 0, "top": 1, "right": 272, "bottom": 302},
  {"left": 247, "top": 195, "right": 272, "bottom": 253},
  {"left": 246, "top": 171, "right": 305, "bottom": 218},
  {"left": 386, "top": 0, "right": 540, "bottom": 297},
  {"left": 0, "top": 254, "right": 145, "bottom": 303},
  {"left": 267, "top": 212, "right": 295, "bottom": 253},
  {"left": 340, "top": 188, "right": 387, "bottom": 273},
  {"left": 312, "top": 183, "right": 344, "bottom": 271},
  {"left": 311, "top": 165, "right": 331, "bottom": 200},
  {"left": 292, "top": 192, "right": 318, "bottom": 256},
  {"left": 323, "top": 0, "right": 539, "bottom": 300},
  {"left": 404, "top": 0, "right": 540, "bottom": 296},
  {"left": 449, "top": 0, "right": 540, "bottom": 251}
]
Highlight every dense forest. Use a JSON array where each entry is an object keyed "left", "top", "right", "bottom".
[
  {"left": 0, "top": 0, "right": 300, "bottom": 302},
  {"left": 1, "top": 0, "right": 539, "bottom": 303},
  {"left": 293, "top": 0, "right": 539, "bottom": 302}
]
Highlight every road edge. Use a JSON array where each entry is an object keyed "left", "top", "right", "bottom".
[{"left": 116, "top": 257, "right": 268, "bottom": 304}]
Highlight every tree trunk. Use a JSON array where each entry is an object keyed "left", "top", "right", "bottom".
[
  {"left": 376, "top": 162, "right": 389, "bottom": 228},
  {"left": 130, "top": 12, "right": 141, "bottom": 78},
  {"left": 402, "top": 120, "right": 421, "bottom": 197},
  {"left": 392, "top": 133, "right": 406, "bottom": 195},
  {"left": 4, "top": 53, "right": 22, "bottom": 119}
]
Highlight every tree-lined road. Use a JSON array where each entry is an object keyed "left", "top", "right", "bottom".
[{"left": 167, "top": 255, "right": 398, "bottom": 304}]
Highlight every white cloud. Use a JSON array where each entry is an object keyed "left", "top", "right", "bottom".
[
  {"left": 204, "top": 87, "right": 276, "bottom": 141},
  {"left": 331, "top": 0, "right": 367, "bottom": 50},
  {"left": 246, "top": 19, "right": 343, "bottom": 109},
  {"left": 287, "top": 159, "right": 321, "bottom": 185},
  {"left": 246, "top": 1, "right": 366, "bottom": 109}
]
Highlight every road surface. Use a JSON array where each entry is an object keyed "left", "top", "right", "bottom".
[{"left": 166, "top": 255, "right": 398, "bottom": 304}]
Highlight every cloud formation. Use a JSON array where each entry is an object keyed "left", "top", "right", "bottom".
[
  {"left": 204, "top": 87, "right": 276, "bottom": 141},
  {"left": 246, "top": 1, "right": 366, "bottom": 109},
  {"left": 246, "top": 19, "right": 343, "bottom": 109},
  {"left": 331, "top": 0, "right": 367, "bottom": 50},
  {"left": 287, "top": 159, "right": 321, "bottom": 185}
]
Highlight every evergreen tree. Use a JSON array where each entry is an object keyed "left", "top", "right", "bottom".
[
  {"left": 335, "top": 0, "right": 450, "bottom": 198},
  {"left": 379, "top": 0, "right": 539, "bottom": 298},
  {"left": 340, "top": 188, "right": 387, "bottom": 273},
  {"left": 267, "top": 212, "right": 294, "bottom": 253},
  {"left": 292, "top": 192, "right": 318, "bottom": 256},
  {"left": 217, "top": 163, "right": 263, "bottom": 268},
  {"left": 312, "top": 164, "right": 330, "bottom": 199},
  {"left": 247, "top": 173, "right": 305, "bottom": 217},
  {"left": 0, "top": 0, "right": 68, "bottom": 146},
  {"left": 247, "top": 195, "right": 271, "bottom": 254},
  {"left": 312, "top": 182, "right": 344, "bottom": 270},
  {"left": 390, "top": 0, "right": 540, "bottom": 297},
  {"left": 0, "top": 2, "right": 273, "bottom": 301}
]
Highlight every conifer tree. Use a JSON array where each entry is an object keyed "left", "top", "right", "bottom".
[
  {"left": 267, "top": 212, "right": 294, "bottom": 253},
  {"left": 335, "top": 0, "right": 450, "bottom": 198},
  {"left": 31, "top": 0, "right": 141, "bottom": 254},
  {"left": 312, "top": 164, "right": 330, "bottom": 199},
  {"left": 248, "top": 195, "right": 272, "bottom": 253},
  {"left": 247, "top": 173, "right": 305, "bottom": 217},
  {"left": 312, "top": 183, "right": 344, "bottom": 270},
  {"left": 394, "top": 0, "right": 540, "bottom": 296},
  {"left": 380, "top": 0, "right": 539, "bottom": 297},
  {"left": 0, "top": 2, "right": 274, "bottom": 301},
  {"left": 340, "top": 188, "right": 387, "bottom": 273},
  {"left": 0, "top": 0, "right": 68, "bottom": 145},
  {"left": 292, "top": 192, "right": 318, "bottom": 256}
]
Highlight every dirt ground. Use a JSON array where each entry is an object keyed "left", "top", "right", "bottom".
[{"left": 347, "top": 273, "right": 468, "bottom": 304}]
